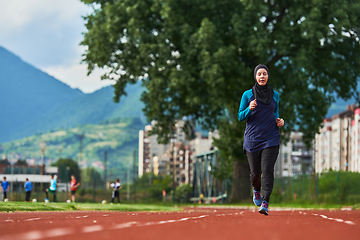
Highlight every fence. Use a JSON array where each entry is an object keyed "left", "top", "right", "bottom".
[
  {"left": 3, "top": 170, "right": 360, "bottom": 205},
  {"left": 272, "top": 171, "right": 360, "bottom": 205}
]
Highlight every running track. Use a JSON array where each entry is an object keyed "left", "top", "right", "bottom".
[{"left": 0, "top": 207, "right": 358, "bottom": 240}]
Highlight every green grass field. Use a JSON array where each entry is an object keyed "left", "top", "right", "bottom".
[
  {"left": 0, "top": 202, "right": 182, "bottom": 212},
  {"left": 1, "top": 201, "right": 358, "bottom": 213}
]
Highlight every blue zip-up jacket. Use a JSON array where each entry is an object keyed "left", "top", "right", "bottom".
[
  {"left": 1, "top": 181, "right": 9, "bottom": 191},
  {"left": 238, "top": 89, "right": 280, "bottom": 153},
  {"left": 24, "top": 181, "right": 33, "bottom": 192}
]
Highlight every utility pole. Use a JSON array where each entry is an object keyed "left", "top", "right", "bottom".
[
  {"left": 10, "top": 160, "right": 14, "bottom": 201},
  {"left": 58, "top": 147, "right": 62, "bottom": 160},
  {"left": 79, "top": 133, "right": 84, "bottom": 162},
  {"left": 92, "top": 169, "right": 96, "bottom": 203},
  {"left": 133, "top": 149, "right": 137, "bottom": 202},
  {"left": 172, "top": 140, "right": 177, "bottom": 204},
  {"left": 40, "top": 141, "right": 46, "bottom": 192},
  {"left": 104, "top": 151, "right": 107, "bottom": 189},
  {"left": 127, "top": 165, "right": 130, "bottom": 201}
]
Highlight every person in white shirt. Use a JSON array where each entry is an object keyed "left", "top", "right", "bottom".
[{"left": 110, "top": 179, "right": 122, "bottom": 203}]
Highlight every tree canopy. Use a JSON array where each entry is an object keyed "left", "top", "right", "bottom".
[
  {"left": 81, "top": 0, "right": 360, "bottom": 201},
  {"left": 81, "top": 167, "right": 104, "bottom": 188},
  {"left": 53, "top": 158, "right": 81, "bottom": 183}
]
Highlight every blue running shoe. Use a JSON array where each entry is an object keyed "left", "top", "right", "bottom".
[
  {"left": 259, "top": 201, "right": 269, "bottom": 215},
  {"left": 253, "top": 189, "right": 262, "bottom": 207}
]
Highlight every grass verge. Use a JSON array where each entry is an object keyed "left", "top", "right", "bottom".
[
  {"left": 0, "top": 202, "right": 182, "bottom": 212},
  {"left": 1, "top": 201, "right": 358, "bottom": 212}
]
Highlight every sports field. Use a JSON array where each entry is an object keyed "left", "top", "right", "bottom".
[{"left": 0, "top": 203, "right": 359, "bottom": 240}]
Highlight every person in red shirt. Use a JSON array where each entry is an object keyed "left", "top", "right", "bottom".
[{"left": 70, "top": 175, "right": 80, "bottom": 202}]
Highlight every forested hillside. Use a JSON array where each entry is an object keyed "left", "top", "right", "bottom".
[
  {"left": 0, "top": 46, "right": 83, "bottom": 142},
  {"left": 0, "top": 46, "right": 145, "bottom": 143},
  {"left": 0, "top": 117, "right": 143, "bottom": 179}
]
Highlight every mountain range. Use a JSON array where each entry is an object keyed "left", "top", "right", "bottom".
[
  {"left": 0, "top": 46, "right": 145, "bottom": 143},
  {"left": 0, "top": 45, "right": 358, "bottom": 145}
]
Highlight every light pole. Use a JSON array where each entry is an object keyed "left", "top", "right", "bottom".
[
  {"left": 66, "top": 166, "right": 70, "bottom": 193},
  {"left": 58, "top": 147, "right": 62, "bottom": 160},
  {"left": 127, "top": 164, "right": 130, "bottom": 201},
  {"left": 79, "top": 133, "right": 84, "bottom": 163},
  {"left": 104, "top": 151, "right": 107, "bottom": 189},
  {"left": 40, "top": 141, "right": 46, "bottom": 191},
  {"left": 170, "top": 138, "right": 176, "bottom": 204}
]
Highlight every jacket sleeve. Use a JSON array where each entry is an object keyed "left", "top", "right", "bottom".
[
  {"left": 238, "top": 91, "right": 251, "bottom": 121},
  {"left": 273, "top": 91, "right": 279, "bottom": 120}
]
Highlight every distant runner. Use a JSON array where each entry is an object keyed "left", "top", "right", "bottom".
[
  {"left": 70, "top": 175, "right": 80, "bottom": 202},
  {"left": 110, "top": 179, "right": 122, "bottom": 203},
  {"left": 45, "top": 175, "right": 57, "bottom": 202}
]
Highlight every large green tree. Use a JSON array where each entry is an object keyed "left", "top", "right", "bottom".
[
  {"left": 82, "top": 167, "right": 104, "bottom": 188},
  {"left": 80, "top": 0, "right": 360, "bottom": 202},
  {"left": 53, "top": 158, "right": 81, "bottom": 183}
]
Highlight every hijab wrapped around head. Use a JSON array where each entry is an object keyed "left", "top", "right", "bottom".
[{"left": 252, "top": 64, "right": 274, "bottom": 105}]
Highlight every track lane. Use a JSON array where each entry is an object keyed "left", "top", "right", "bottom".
[{"left": 0, "top": 207, "right": 358, "bottom": 240}]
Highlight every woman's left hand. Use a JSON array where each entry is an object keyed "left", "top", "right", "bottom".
[{"left": 276, "top": 118, "right": 284, "bottom": 127}]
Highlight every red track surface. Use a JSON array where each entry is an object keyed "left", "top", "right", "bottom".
[{"left": 0, "top": 207, "right": 359, "bottom": 240}]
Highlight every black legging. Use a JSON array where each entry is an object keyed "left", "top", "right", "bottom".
[
  {"left": 246, "top": 145, "right": 279, "bottom": 203},
  {"left": 26, "top": 191, "right": 31, "bottom": 202},
  {"left": 45, "top": 190, "right": 56, "bottom": 202},
  {"left": 111, "top": 190, "right": 120, "bottom": 203}
]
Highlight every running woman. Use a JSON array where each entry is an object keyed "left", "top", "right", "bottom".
[
  {"left": 110, "top": 179, "right": 122, "bottom": 203},
  {"left": 45, "top": 175, "right": 57, "bottom": 202},
  {"left": 238, "top": 64, "right": 284, "bottom": 215},
  {"left": 70, "top": 175, "right": 80, "bottom": 202}
]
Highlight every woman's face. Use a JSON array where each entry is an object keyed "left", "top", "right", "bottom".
[{"left": 256, "top": 68, "right": 268, "bottom": 86}]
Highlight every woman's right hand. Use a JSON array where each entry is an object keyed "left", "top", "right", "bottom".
[{"left": 249, "top": 99, "right": 257, "bottom": 110}]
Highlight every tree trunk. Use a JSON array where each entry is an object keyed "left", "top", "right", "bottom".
[{"left": 229, "top": 159, "right": 250, "bottom": 203}]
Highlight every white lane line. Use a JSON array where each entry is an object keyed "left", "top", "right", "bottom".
[
  {"left": 112, "top": 222, "right": 138, "bottom": 229},
  {"left": 22, "top": 230, "right": 42, "bottom": 240},
  {"left": 304, "top": 212, "right": 356, "bottom": 225},
  {"left": 82, "top": 225, "right": 104, "bottom": 233},
  {"left": 345, "top": 221, "right": 355, "bottom": 225},
  {"left": 1, "top": 214, "right": 211, "bottom": 240},
  {"left": 25, "top": 218, "right": 41, "bottom": 221},
  {"left": 3, "top": 228, "right": 74, "bottom": 240},
  {"left": 44, "top": 228, "right": 75, "bottom": 238},
  {"left": 214, "top": 212, "right": 244, "bottom": 217},
  {"left": 158, "top": 221, "right": 170, "bottom": 224},
  {"left": 103, "top": 214, "right": 109, "bottom": 217},
  {"left": 191, "top": 215, "right": 207, "bottom": 219}
]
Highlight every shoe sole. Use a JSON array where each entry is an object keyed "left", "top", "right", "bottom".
[{"left": 259, "top": 208, "right": 268, "bottom": 215}]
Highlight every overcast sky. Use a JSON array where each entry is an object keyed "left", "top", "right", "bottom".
[{"left": 0, "top": 0, "right": 115, "bottom": 93}]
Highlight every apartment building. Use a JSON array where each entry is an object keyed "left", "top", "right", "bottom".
[
  {"left": 138, "top": 120, "right": 217, "bottom": 185},
  {"left": 275, "top": 131, "right": 313, "bottom": 177},
  {"left": 315, "top": 105, "right": 360, "bottom": 173}
]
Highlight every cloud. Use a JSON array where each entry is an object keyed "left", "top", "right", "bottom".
[
  {"left": 43, "top": 63, "right": 115, "bottom": 94},
  {"left": 0, "top": 0, "right": 92, "bottom": 67},
  {"left": 0, "top": 0, "right": 115, "bottom": 93},
  {"left": 0, "top": 0, "right": 91, "bottom": 35}
]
